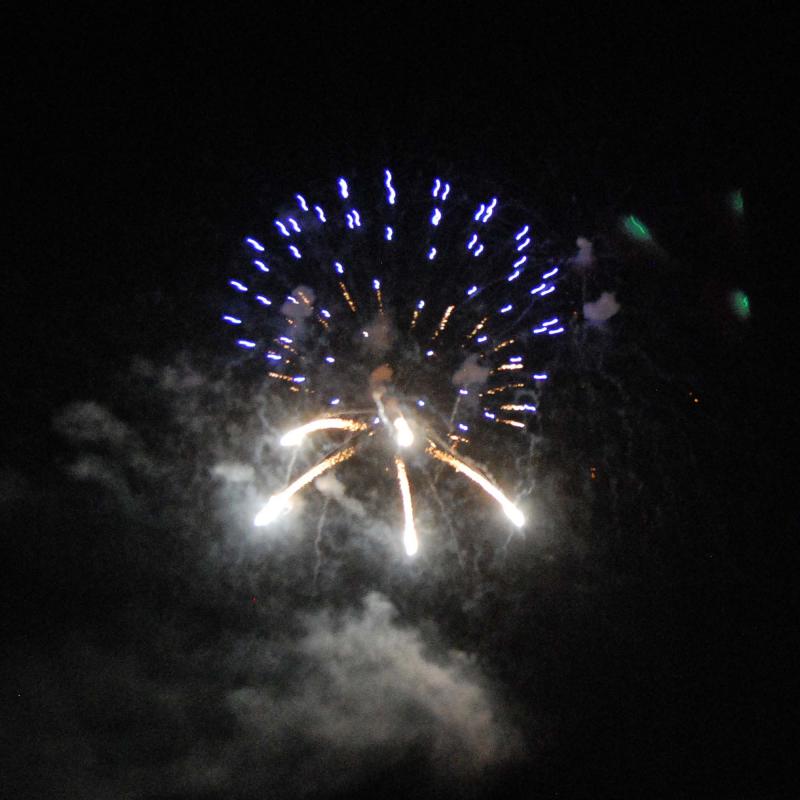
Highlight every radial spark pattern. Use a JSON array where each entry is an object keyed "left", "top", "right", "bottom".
[{"left": 222, "top": 170, "right": 568, "bottom": 553}]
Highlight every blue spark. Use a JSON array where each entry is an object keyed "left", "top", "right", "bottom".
[
  {"left": 476, "top": 335, "right": 488, "bottom": 343},
  {"left": 334, "top": 262, "right": 345, "bottom": 274},
  {"left": 253, "top": 260, "right": 269, "bottom": 272},
  {"left": 296, "top": 195, "right": 308, "bottom": 211},
  {"left": 499, "top": 304, "right": 513, "bottom": 314},
  {"left": 484, "top": 411, "right": 496, "bottom": 420},
  {"left": 532, "top": 373, "right": 548, "bottom": 380},
  {"left": 466, "top": 285, "right": 478, "bottom": 296},
  {"left": 516, "top": 237, "right": 530, "bottom": 251},
  {"left": 292, "top": 375, "right": 306, "bottom": 384},
  {"left": 458, "top": 423, "right": 469, "bottom": 432},
  {"left": 229, "top": 280, "right": 248, "bottom": 292},
  {"left": 384, "top": 170, "right": 396, "bottom": 205},
  {"left": 507, "top": 270, "right": 521, "bottom": 281},
  {"left": 266, "top": 352, "right": 282, "bottom": 361},
  {"left": 279, "top": 336, "right": 293, "bottom": 344},
  {"left": 222, "top": 315, "right": 242, "bottom": 325},
  {"left": 275, "top": 220, "right": 290, "bottom": 237},
  {"left": 288, "top": 218, "right": 301, "bottom": 233},
  {"left": 459, "top": 389, "right": 469, "bottom": 395},
  {"left": 513, "top": 256, "right": 527, "bottom": 268},
  {"left": 441, "top": 183, "right": 450, "bottom": 201},
  {"left": 385, "top": 226, "right": 393, "bottom": 241},
  {"left": 338, "top": 178, "right": 349, "bottom": 199},
  {"left": 329, "top": 397, "right": 340, "bottom": 405},
  {"left": 325, "top": 356, "right": 335, "bottom": 363},
  {"left": 320, "top": 308, "right": 331, "bottom": 318},
  {"left": 530, "top": 283, "right": 545, "bottom": 295},
  {"left": 432, "top": 178, "right": 441, "bottom": 198},
  {"left": 314, "top": 205, "right": 327, "bottom": 222},
  {"left": 481, "top": 198, "right": 497, "bottom": 222},
  {"left": 473, "top": 244, "right": 484, "bottom": 257},
  {"left": 467, "top": 233, "right": 478, "bottom": 250},
  {"left": 547, "top": 327, "right": 564, "bottom": 335},
  {"left": 474, "top": 204, "right": 485, "bottom": 221},
  {"left": 540, "top": 286, "right": 555, "bottom": 296},
  {"left": 256, "top": 295, "right": 272, "bottom": 306},
  {"left": 428, "top": 247, "right": 437, "bottom": 260},
  {"left": 542, "top": 267, "right": 559, "bottom": 279},
  {"left": 237, "top": 339, "right": 256, "bottom": 349},
  {"left": 289, "top": 245, "right": 301, "bottom": 259},
  {"left": 372, "top": 278, "right": 381, "bottom": 290},
  {"left": 417, "top": 300, "right": 425, "bottom": 309},
  {"left": 542, "top": 318, "right": 559, "bottom": 327},
  {"left": 431, "top": 208, "right": 442, "bottom": 226},
  {"left": 515, "top": 225, "right": 529, "bottom": 240},
  {"left": 245, "top": 237, "right": 265, "bottom": 252}
]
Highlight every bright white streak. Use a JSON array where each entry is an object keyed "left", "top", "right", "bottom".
[
  {"left": 427, "top": 443, "right": 525, "bottom": 528},
  {"left": 395, "top": 456, "right": 418, "bottom": 556},
  {"left": 280, "top": 418, "right": 368, "bottom": 447},
  {"left": 393, "top": 415, "right": 414, "bottom": 448},
  {"left": 254, "top": 447, "right": 356, "bottom": 526}
]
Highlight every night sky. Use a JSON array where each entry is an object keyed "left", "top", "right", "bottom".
[{"left": 3, "top": 7, "right": 795, "bottom": 799}]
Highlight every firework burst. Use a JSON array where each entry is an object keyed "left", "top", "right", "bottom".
[{"left": 222, "top": 170, "right": 568, "bottom": 554}]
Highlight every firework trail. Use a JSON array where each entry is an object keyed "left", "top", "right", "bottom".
[{"left": 222, "top": 170, "right": 568, "bottom": 554}]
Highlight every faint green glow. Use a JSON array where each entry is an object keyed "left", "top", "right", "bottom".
[
  {"left": 622, "top": 214, "right": 652, "bottom": 242},
  {"left": 728, "top": 189, "right": 744, "bottom": 216},
  {"left": 730, "top": 289, "right": 751, "bottom": 320}
]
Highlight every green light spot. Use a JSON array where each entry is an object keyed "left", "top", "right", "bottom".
[
  {"left": 728, "top": 189, "right": 744, "bottom": 216},
  {"left": 730, "top": 289, "right": 750, "bottom": 319},
  {"left": 622, "top": 215, "right": 652, "bottom": 242}
]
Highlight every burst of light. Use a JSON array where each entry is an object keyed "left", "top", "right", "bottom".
[
  {"left": 335, "top": 261, "right": 345, "bottom": 274},
  {"left": 513, "top": 255, "right": 527, "bottom": 268},
  {"left": 254, "top": 447, "right": 357, "bottom": 526},
  {"left": 280, "top": 417, "right": 369, "bottom": 447},
  {"left": 325, "top": 356, "right": 335, "bottom": 363},
  {"left": 499, "top": 304, "right": 513, "bottom": 314},
  {"left": 467, "top": 285, "right": 478, "bottom": 296},
  {"left": 427, "top": 443, "right": 524, "bottom": 527},
  {"left": 395, "top": 457, "right": 418, "bottom": 555},
  {"left": 393, "top": 415, "right": 414, "bottom": 448}
]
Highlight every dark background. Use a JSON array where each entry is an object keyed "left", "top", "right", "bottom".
[{"left": 3, "top": 6, "right": 796, "bottom": 798}]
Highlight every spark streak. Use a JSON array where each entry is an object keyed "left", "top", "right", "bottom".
[
  {"left": 280, "top": 417, "right": 369, "bottom": 447},
  {"left": 395, "top": 456, "right": 418, "bottom": 555},
  {"left": 254, "top": 447, "right": 357, "bottom": 526},
  {"left": 427, "top": 443, "right": 525, "bottom": 527}
]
